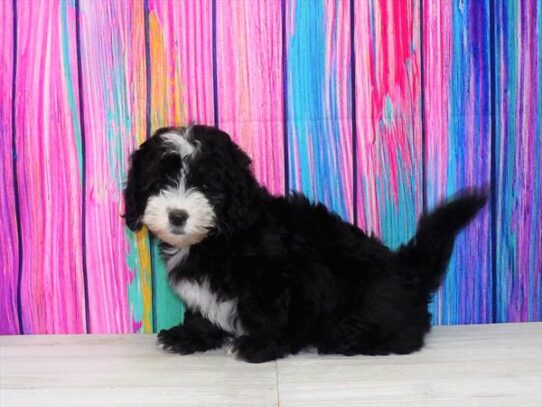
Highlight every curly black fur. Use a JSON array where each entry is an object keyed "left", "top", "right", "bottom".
[{"left": 124, "top": 125, "right": 487, "bottom": 363}]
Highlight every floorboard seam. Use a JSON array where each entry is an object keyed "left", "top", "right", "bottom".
[{"left": 275, "top": 360, "right": 281, "bottom": 407}]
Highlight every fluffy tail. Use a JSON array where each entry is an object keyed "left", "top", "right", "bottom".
[{"left": 398, "top": 190, "right": 488, "bottom": 293}]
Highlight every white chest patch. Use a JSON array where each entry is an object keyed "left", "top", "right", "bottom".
[{"left": 173, "top": 279, "right": 242, "bottom": 335}]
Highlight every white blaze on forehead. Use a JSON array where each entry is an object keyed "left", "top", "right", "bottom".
[
  {"left": 161, "top": 129, "right": 195, "bottom": 158},
  {"left": 143, "top": 127, "right": 213, "bottom": 248}
]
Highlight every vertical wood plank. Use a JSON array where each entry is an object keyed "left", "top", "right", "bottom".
[
  {"left": 0, "top": 0, "right": 20, "bottom": 334},
  {"left": 79, "top": 0, "right": 152, "bottom": 333},
  {"left": 285, "top": 0, "right": 353, "bottom": 221},
  {"left": 215, "top": 0, "right": 285, "bottom": 195},
  {"left": 423, "top": 0, "right": 493, "bottom": 324},
  {"left": 353, "top": 0, "right": 423, "bottom": 248},
  {"left": 494, "top": 0, "right": 542, "bottom": 322},
  {"left": 147, "top": 0, "right": 215, "bottom": 331},
  {"left": 148, "top": 0, "right": 215, "bottom": 127},
  {"left": 14, "top": 0, "right": 86, "bottom": 333}
]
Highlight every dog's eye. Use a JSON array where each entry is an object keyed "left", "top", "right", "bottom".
[{"left": 201, "top": 184, "right": 209, "bottom": 191}]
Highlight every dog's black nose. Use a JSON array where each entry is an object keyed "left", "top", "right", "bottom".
[{"left": 168, "top": 209, "right": 189, "bottom": 227}]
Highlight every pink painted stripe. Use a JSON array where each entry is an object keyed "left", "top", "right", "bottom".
[
  {"left": 215, "top": 0, "right": 285, "bottom": 195},
  {"left": 354, "top": 0, "right": 423, "bottom": 247},
  {"left": 79, "top": 0, "right": 149, "bottom": 333},
  {"left": 147, "top": 0, "right": 215, "bottom": 330},
  {"left": 147, "top": 0, "right": 215, "bottom": 126},
  {"left": 422, "top": 0, "right": 452, "bottom": 323},
  {"left": 423, "top": 0, "right": 451, "bottom": 203},
  {"left": 0, "top": 0, "right": 20, "bottom": 334},
  {"left": 15, "top": 0, "right": 86, "bottom": 334}
]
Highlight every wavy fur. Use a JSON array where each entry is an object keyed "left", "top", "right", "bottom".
[{"left": 124, "top": 125, "right": 487, "bottom": 363}]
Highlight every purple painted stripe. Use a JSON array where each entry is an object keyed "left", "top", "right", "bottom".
[
  {"left": 494, "top": 0, "right": 541, "bottom": 322},
  {"left": 424, "top": 0, "right": 493, "bottom": 324},
  {"left": 74, "top": 0, "right": 90, "bottom": 334}
]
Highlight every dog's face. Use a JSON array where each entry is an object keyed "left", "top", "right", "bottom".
[{"left": 124, "top": 125, "right": 254, "bottom": 247}]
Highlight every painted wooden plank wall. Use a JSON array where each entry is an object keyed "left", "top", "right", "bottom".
[{"left": 0, "top": 0, "right": 540, "bottom": 334}]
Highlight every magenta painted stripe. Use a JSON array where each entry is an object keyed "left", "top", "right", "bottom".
[
  {"left": 216, "top": 0, "right": 285, "bottom": 195},
  {"left": 0, "top": 0, "right": 20, "bottom": 335},
  {"left": 78, "top": 0, "right": 150, "bottom": 333},
  {"left": 353, "top": 0, "right": 423, "bottom": 248},
  {"left": 422, "top": 1, "right": 451, "bottom": 207},
  {"left": 14, "top": 0, "right": 86, "bottom": 334},
  {"left": 422, "top": 0, "right": 452, "bottom": 324}
]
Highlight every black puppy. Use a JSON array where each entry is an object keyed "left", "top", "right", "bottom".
[{"left": 124, "top": 125, "right": 486, "bottom": 363}]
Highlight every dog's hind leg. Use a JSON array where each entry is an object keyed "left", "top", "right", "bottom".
[
  {"left": 157, "top": 310, "right": 231, "bottom": 354},
  {"left": 317, "top": 316, "right": 425, "bottom": 356},
  {"left": 233, "top": 283, "right": 292, "bottom": 363}
]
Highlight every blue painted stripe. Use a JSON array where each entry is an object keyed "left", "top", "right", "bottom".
[{"left": 287, "top": 0, "right": 349, "bottom": 220}]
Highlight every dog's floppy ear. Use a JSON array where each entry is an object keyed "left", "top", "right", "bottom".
[
  {"left": 123, "top": 148, "right": 145, "bottom": 231},
  {"left": 205, "top": 126, "right": 252, "bottom": 170},
  {"left": 123, "top": 188, "right": 143, "bottom": 231},
  {"left": 123, "top": 140, "right": 160, "bottom": 231}
]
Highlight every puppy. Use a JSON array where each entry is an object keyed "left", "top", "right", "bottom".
[{"left": 124, "top": 125, "right": 487, "bottom": 363}]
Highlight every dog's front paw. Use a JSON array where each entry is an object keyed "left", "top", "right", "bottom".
[
  {"left": 157, "top": 326, "right": 202, "bottom": 355},
  {"left": 233, "top": 335, "right": 285, "bottom": 363}
]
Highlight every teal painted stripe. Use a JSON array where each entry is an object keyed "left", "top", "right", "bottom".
[
  {"left": 61, "top": 0, "right": 83, "bottom": 179},
  {"left": 152, "top": 243, "right": 185, "bottom": 331}
]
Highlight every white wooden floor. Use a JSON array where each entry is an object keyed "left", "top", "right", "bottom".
[{"left": 1, "top": 323, "right": 541, "bottom": 407}]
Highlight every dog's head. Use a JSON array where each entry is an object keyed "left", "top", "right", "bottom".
[{"left": 124, "top": 125, "right": 258, "bottom": 247}]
